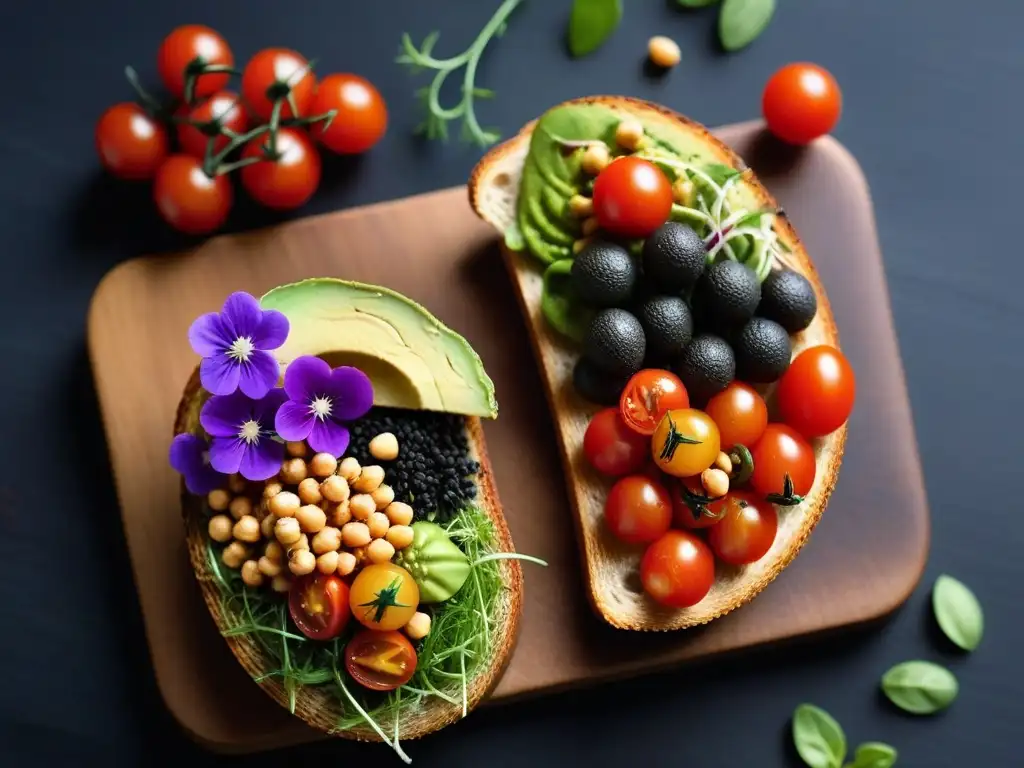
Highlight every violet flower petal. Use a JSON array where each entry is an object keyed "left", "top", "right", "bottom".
[
  {"left": 326, "top": 366, "right": 375, "bottom": 420},
  {"left": 237, "top": 351, "right": 280, "bottom": 400},
  {"left": 200, "top": 391, "right": 252, "bottom": 438},
  {"left": 188, "top": 312, "right": 230, "bottom": 358},
  {"left": 252, "top": 309, "right": 290, "bottom": 350},
  {"left": 208, "top": 437, "right": 246, "bottom": 475},
  {"left": 308, "top": 419, "right": 350, "bottom": 457},
  {"left": 187, "top": 463, "right": 225, "bottom": 495},
  {"left": 274, "top": 399, "right": 315, "bottom": 441},
  {"left": 240, "top": 439, "right": 285, "bottom": 481},
  {"left": 169, "top": 433, "right": 204, "bottom": 476},
  {"left": 200, "top": 354, "right": 242, "bottom": 396},
  {"left": 221, "top": 291, "right": 263, "bottom": 339},
  {"left": 283, "top": 355, "right": 332, "bottom": 401}
]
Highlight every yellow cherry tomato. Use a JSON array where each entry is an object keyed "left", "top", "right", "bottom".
[
  {"left": 349, "top": 563, "right": 420, "bottom": 631},
  {"left": 651, "top": 408, "right": 721, "bottom": 478}
]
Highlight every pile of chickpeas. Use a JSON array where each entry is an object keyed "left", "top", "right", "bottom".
[{"left": 206, "top": 431, "right": 412, "bottom": 592}]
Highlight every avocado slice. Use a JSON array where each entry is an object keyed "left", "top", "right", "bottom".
[
  {"left": 518, "top": 215, "right": 571, "bottom": 265},
  {"left": 260, "top": 279, "right": 498, "bottom": 418}
]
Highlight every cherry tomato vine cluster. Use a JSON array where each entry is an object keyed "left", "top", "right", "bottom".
[{"left": 95, "top": 24, "right": 388, "bottom": 235}]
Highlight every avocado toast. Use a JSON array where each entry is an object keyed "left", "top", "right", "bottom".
[{"left": 468, "top": 96, "right": 848, "bottom": 632}]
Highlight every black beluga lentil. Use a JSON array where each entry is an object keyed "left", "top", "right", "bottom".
[{"left": 347, "top": 406, "right": 480, "bottom": 523}]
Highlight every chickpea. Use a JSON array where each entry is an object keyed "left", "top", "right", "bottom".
[
  {"left": 309, "top": 452, "right": 338, "bottom": 478},
  {"left": 317, "top": 551, "right": 340, "bottom": 574},
  {"left": 581, "top": 142, "right": 611, "bottom": 175},
  {"left": 568, "top": 194, "right": 593, "bottom": 219},
  {"left": 320, "top": 475, "right": 350, "bottom": 503},
  {"left": 338, "top": 456, "right": 362, "bottom": 482},
  {"left": 297, "top": 477, "right": 323, "bottom": 506},
  {"left": 285, "top": 440, "right": 308, "bottom": 458},
  {"left": 260, "top": 513, "right": 277, "bottom": 540},
  {"left": 369, "top": 432, "right": 399, "bottom": 461},
  {"left": 672, "top": 177, "right": 696, "bottom": 207},
  {"left": 405, "top": 612, "right": 432, "bottom": 641},
  {"left": 241, "top": 560, "right": 264, "bottom": 587},
  {"left": 367, "top": 538, "right": 396, "bottom": 564},
  {"left": 701, "top": 468, "right": 730, "bottom": 499},
  {"left": 296, "top": 504, "right": 327, "bottom": 533},
  {"left": 279, "top": 458, "right": 308, "bottom": 485},
  {"left": 264, "top": 540, "right": 284, "bottom": 562},
  {"left": 228, "top": 473, "right": 247, "bottom": 494},
  {"left": 351, "top": 545, "right": 369, "bottom": 568},
  {"left": 385, "top": 525, "right": 414, "bottom": 551},
  {"left": 262, "top": 480, "right": 284, "bottom": 499},
  {"left": 615, "top": 119, "right": 645, "bottom": 152},
  {"left": 312, "top": 526, "right": 342, "bottom": 555},
  {"left": 352, "top": 465, "right": 385, "bottom": 493},
  {"left": 258, "top": 555, "right": 282, "bottom": 578},
  {"left": 326, "top": 500, "right": 352, "bottom": 527},
  {"left": 274, "top": 516, "right": 302, "bottom": 546},
  {"left": 349, "top": 494, "right": 376, "bottom": 521},
  {"left": 336, "top": 551, "right": 357, "bottom": 577},
  {"left": 288, "top": 548, "right": 316, "bottom": 576},
  {"left": 647, "top": 35, "right": 681, "bottom": 69},
  {"left": 221, "top": 541, "right": 249, "bottom": 569},
  {"left": 714, "top": 451, "right": 733, "bottom": 475},
  {"left": 286, "top": 533, "right": 310, "bottom": 554},
  {"left": 269, "top": 490, "right": 300, "bottom": 518},
  {"left": 385, "top": 502, "right": 414, "bottom": 527},
  {"left": 232, "top": 515, "right": 261, "bottom": 543},
  {"left": 371, "top": 484, "right": 395, "bottom": 510},
  {"left": 582, "top": 216, "right": 600, "bottom": 237},
  {"left": 271, "top": 574, "right": 292, "bottom": 593},
  {"left": 572, "top": 237, "right": 593, "bottom": 255},
  {"left": 367, "top": 512, "right": 391, "bottom": 539},
  {"left": 228, "top": 496, "right": 253, "bottom": 521},
  {"left": 207, "top": 489, "right": 231, "bottom": 512},
  {"left": 342, "top": 521, "right": 371, "bottom": 548},
  {"left": 207, "top": 514, "right": 234, "bottom": 543}
]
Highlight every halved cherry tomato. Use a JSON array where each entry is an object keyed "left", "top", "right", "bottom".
[
  {"left": 704, "top": 381, "right": 768, "bottom": 450},
  {"left": 177, "top": 91, "right": 248, "bottom": 159},
  {"left": 640, "top": 530, "right": 715, "bottom": 608},
  {"left": 592, "top": 156, "right": 673, "bottom": 238},
  {"left": 671, "top": 476, "right": 728, "bottom": 529},
  {"left": 776, "top": 345, "right": 856, "bottom": 438},
  {"left": 157, "top": 25, "right": 234, "bottom": 101},
  {"left": 239, "top": 128, "right": 321, "bottom": 210},
  {"left": 707, "top": 490, "right": 778, "bottom": 565},
  {"left": 583, "top": 407, "right": 649, "bottom": 477},
  {"left": 650, "top": 408, "right": 721, "bottom": 478},
  {"left": 619, "top": 369, "right": 690, "bottom": 436},
  {"left": 349, "top": 563, "right": 419, "bottom": 631},
  {"left": 153, "top": 154, "right": 232, "bottom": 234},
  {"left": 241, "top": 48, "right": 316, "bottom": 121},
  {"left": 749, "top": 423, "right": 816, "bottom": 502},
  {"left": 288, "top": 573, "right": 351, "bottom": 641},
  {"left": 762, "top": 62, "right": 842, "bottom": 145},
  {"left": 604, "top": 475, "right": 672, "bottom": 545},
  {"left": 344, "top": 629, "right": 417, "bottom": 692},
  {"left": 309, "top": 73, "right": 388, "bottom": 154},
  {"left": 95, "top": 103, "right": 169, "bottom": 180}
]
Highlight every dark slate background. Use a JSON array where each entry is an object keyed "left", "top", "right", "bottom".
[{"left": 0, "top": 1, "right": 1019, "bottom": 765}]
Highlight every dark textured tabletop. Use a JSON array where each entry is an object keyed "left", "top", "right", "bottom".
[{"left": 0, "top": 1, "right": 1019, "bottom": 765}]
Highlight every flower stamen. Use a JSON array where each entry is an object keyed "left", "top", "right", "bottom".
[
  {"left": 227, "top": 336, "right": 256, "bottom": 363},
  {"left": 238, "top": 419, "right": 262, "bottom": 445},
  {"left": 310, "top": 395, "right": 333, "bottom": 421}
]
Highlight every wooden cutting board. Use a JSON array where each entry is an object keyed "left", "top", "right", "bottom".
[{"left": 87, "top": 121, "right": 929, "bottom": 754}]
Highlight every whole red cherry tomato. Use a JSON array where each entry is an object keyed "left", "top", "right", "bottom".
[
  {"left": 749, "top": 424, "right": 816, "bottom": 503},
  {"left": 640, "top": 530, "right": 715, "bottom": 608},
  {"left": 762, "top": 63, "right": 842, "bottom": 145},
  {"left": 593, "top": 156, "right": 673, "bottom": 238},
  {"left": 309, "top": 73, "right": 388, "bottom": 154},
  {"left": 707, "top": 490, "right": 778, "bottom": 565},
  {"left": 704, "top": 381, "right": 768, "bottom": 450},
  {"left": 95, "top": 103, "right": 169, "bottom": 180},
  {"left": 241, "top": 48, "right": 316, "bottom": 121},
  {"left": 604, "top": 475, "right": 672, "bottom": 545},
  {"left": 157, "top": 25, "right": 234, "bottom": 101},
  {"left": 670, "top": 476, "right": 729, "bottom": 529},
  {"left": 153, "top": 155, "right": 232, "bottom": 235},
  {"left": 177, "top": 91, "right": 248, "bottom": 159},
  {"left": 240, "top": 128, "right": 321, "bottom": 210},
  {"left": 776, "top": 345, "right": 856, "bottom": 438},
  {"left": 582, "top": 407, "right": 649, "bottom": 477}
]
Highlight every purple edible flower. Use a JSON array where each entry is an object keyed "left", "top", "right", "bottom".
[
  {"left": 200, "top": 388, "right": 288, "bottom": 481},
  {"left": 168, "top": 433, "right": 225, "bottom": 495},
  {"left": 275, "top": 355, "right": 374, "bottom": 457},
  {"left": 188, "top": 291, "right": 290, "bottom": 399}
]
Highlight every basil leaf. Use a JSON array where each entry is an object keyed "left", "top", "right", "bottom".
[
  {"left": 567, "top": 0, "right": 622, "bottom": 58},
  {"left": 932, "top": 574, "right": 984, "bottom": 651},
  {"left": 703, "top": 162, "right": 743, "bottom": 186},
  {"left": 718, "top": 0, "right": 776, "bottom": 52},
  {"left": 792, "top": 703, "right": 846, "bottom": 768},
  {"left": 881, "top": 661, "right": 958, "bottom": 715},
  {"left": 677, "top": 0, "right": 721, "bottom": 7},
  {"left": 848, "top": 742, "right": 898, "bottom": 768}
]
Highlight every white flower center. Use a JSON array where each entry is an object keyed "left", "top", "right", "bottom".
[
  {"left": 227, "top": 336, "right": 255, "bottom": 362},
  {"left": 310, "top": 396, "right": 333, "bottom": 421},
  {"left": 238, "top": 419, "right": 262, "bottom": 445}
]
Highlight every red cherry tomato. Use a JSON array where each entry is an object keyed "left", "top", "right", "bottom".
[
  {"left": 288, "top": 573, "right": 351, "bottom": 641},
  {"left": 95, "top": 103, "right": 169, "bottom": 180},
  {"left": 762, "top": 62, "right": 842, "bottom": 145},
  {"left": 707, "top": 490, "right": 778, "bottom": 565},
  {"left": 308, "top": 73, "right": 388, "bottom": 154},
  {"left": 776, "top": 345, "right": 856, "bottom": 438},
  {"left": 592, "top": 156, "right": 673, "bottom": 238},
  {"left": 239, "top": 128, "right": 321, "bottom": 210},
  {"left": 749, "top": 424, "right": 816, "bottom": 501},
  {"left": 153, "top": 154, "right": 232, "bottom": 235},
  {"left": 619, "top": 369, "right": 690, "bottom": 436},
  {"left": 582, "top": 407, "right": 650, "bottom": 477},
  {"left": 344, "top": 629, "right": 417, "bottom": 692},
  {"left": 241, "top": 48, "right": 316, "bottom": 120},
  {"left": 604, "top": 475, "right": 672, "bottom": 545},
  {"left": 704, "top": 381, "right": 768, "bottom": 450},
  {"left": 640, "top": 530, "right": 715, "bottom": 608},
  {"left": 671, "top": 476, "right": 729, "bottom": 529},
  {"left": 157, "top": 25, "right": 234, "bottom": 101},
  {"left": 177, "top": 91, "right": 248, "bottom": 160}
]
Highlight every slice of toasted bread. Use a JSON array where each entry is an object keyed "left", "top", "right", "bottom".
[
  {"left": 174, "top": 366, "right": 523, "bottom": 742},
  {"left": 468, "top": 95, "right": 846, "bottom": 631}
]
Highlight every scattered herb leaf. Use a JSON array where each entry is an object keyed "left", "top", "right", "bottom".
[
  {"left": 932, "top": 574, "right": 984, "bottom": 651},
  {"left": 880, "top": 661, "right": 958, "bottom": 715},
  {"left": 567, "top": 0, "right": 623, "bottom": 58},
  {"left": 718, "top": 0, "right": 776, "bottom": 52},
  {"left": 845, "top": 741, "right": 898, "bottom": 768},
  {"left": 703, "top": 162, "right": 744, "bottom": 186},
  {"left": 792, "top": 703, "right": 846, "bottom": 768}
]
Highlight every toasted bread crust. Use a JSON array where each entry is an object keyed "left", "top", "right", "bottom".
[
  {"left": 174, "top": 366, "right": 523, "bottom": 741},
  {"left": 469, "top": 95, "right": 846, "bottom": 631}
]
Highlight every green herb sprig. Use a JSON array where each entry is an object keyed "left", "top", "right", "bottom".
[{"left": 792, "top": 704, "right": 897, "bottom": 768}]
